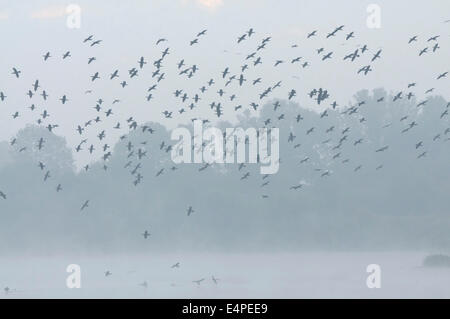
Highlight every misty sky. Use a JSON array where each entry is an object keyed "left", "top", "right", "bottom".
[{"left": 0, "top": 0, "right": 449, "bottom": 167}]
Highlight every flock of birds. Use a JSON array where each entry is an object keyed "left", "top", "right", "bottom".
[{"left": 1, "top": 23, "right": 450, "bottom": 294}]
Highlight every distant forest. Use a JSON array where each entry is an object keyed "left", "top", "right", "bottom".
[{"left": 0, "top": 89, "right": 449, "bottom": 254}]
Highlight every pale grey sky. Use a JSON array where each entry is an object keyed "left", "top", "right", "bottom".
[{"left": 0, "top": 0, "right": 449, "bottom": 167}]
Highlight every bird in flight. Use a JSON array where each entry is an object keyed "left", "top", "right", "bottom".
[
  {"left": 91, "top": 39, "right": 102, "bottom": 47},
  {"left": 358, "top": 65, "right": 372, "bottom": 75},
  {"left": 408, "top": 36, "right": 418, "bottom": 44},
  {"left": 156, "top": 38, "right": 167, "bottom": 45},
  {"left": 375, "top": 146, "right": 389, "bottom": 153},
  {"left": 307, "top": 30, "right": 317, "bottom": 38},
  {"left": 12, "top": 67, "right": 21, "bottom": 78},
  {"left": 193, "top": 278, "right": 205, "bottom": 286},
  {"left": 417, "top": 151, "right": 427, "bottom": 159},
  {"left": 84, "top": 35, "right": 93, "bottom": 42},
  {"left": 81, "top": 200, "right": 89, "bottom": 211},
  {"left": 437, "top": 72, "right": 448, "bottom": 80},
  {"left": 372, "top": 49, "right": 382, "bottom": 62},
  {"left": 138, "top": 57, "right": 147, "bottom": 69},
  {"left": 60, "top": 95, "right": 69, "bottom": 104},
  {"left": 91, "top": 72, "right": 100, "bottom": 81},
  {"left": 237, "top": 34, "right": 247, "bottom": 43},
  {"left": 419, "top": 47, "right": 428, "bottom": 56}
]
